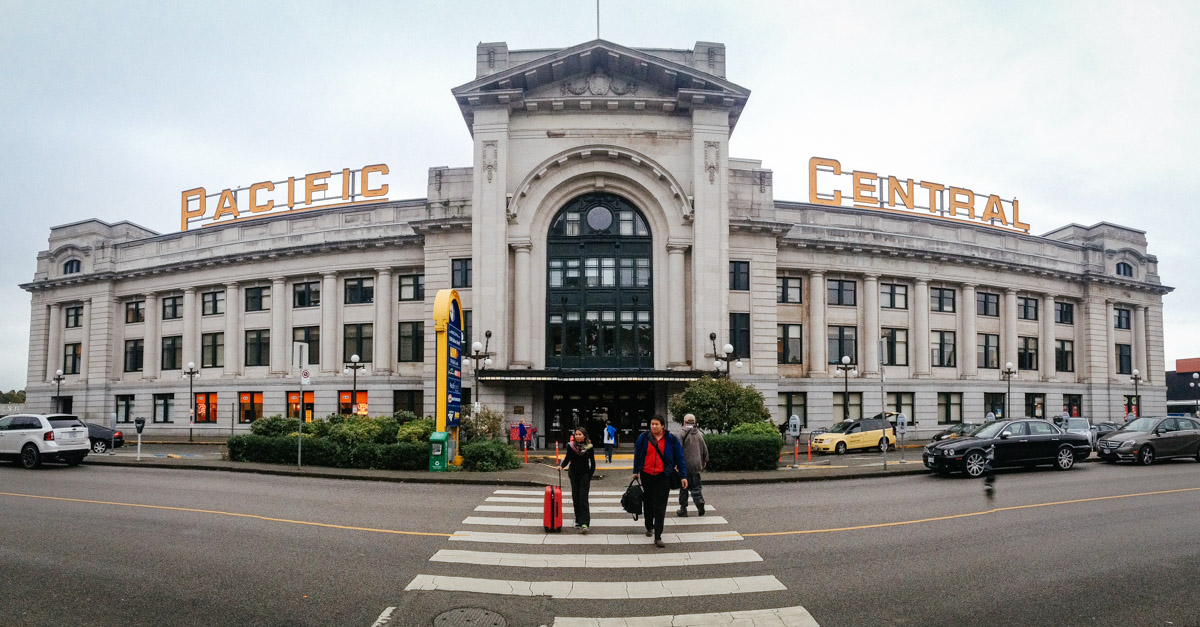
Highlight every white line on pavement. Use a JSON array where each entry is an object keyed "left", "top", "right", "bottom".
[
  {"left": 487, "top": 496, "right": 623, "bottom": 503},
  {"left": 403, "top": 574, "right": 785, "bottom": 599},
  {"left": 461, "top": 516, "right": 729, "bottom": 527},
  {"left": 448, "top": 530, "right": 743, "bottom": 545},
  {"left": 429, "top": 548, "right": 761, "bottom": 568},
  {"left": 494, "top": 490, "right": 686, "bottom": 497},
  {"left": 552, "top": 604, "right": 820, "bottom": 626},
  {"left": 369, "top": 606, "right": 396, "bottom": 627},
  {"left": 475, "top": 504, "right": 715, "bottom": 514}
]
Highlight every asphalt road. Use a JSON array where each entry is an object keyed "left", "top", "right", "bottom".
[{"left": 1, "top": 458, "right": 1197, "bottom": 626}]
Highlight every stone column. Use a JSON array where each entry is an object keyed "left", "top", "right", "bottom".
[
  {"left": 863, "top": 274, "right": 879, "bottom": 375},
  {"left": 80, "top": 299, "right": 91, "bottom": 380},
  {"left": 224, "top": 283, "right": 241, "bottom": 375},
  {"left": 320, "top": 272, "right": 338, "bottom": 373},
  {"left": 1134, "top": 305, "right": 1148, "bottom": 383},
  {"left": 1004, "top": 289, "right": 1019, "bottom": 369},
  {"left": 182, "top": 288, "right": 197, "bottom": 371},
  {"left": 270, "top": 277, "right": 287, "bottom": 374},
  {"left": 807, "top": 271, "right": 826, "bottom": 376},
  {"left": 143, "top": 293, "right": 160, "bottom": 378},
  {"left": 46, "top": 303, "right": 62, "bottom": 381},
  {"left": 913, "top": 279, "right": 930, "bottom": 377},
  {"left": 961, "top": 284, "right": 978, "bottom": 378},
  {"left": 374, "top": 268, "right": 393, "bottom": 375},
  {"left": 667, "top": 244, "right": 688, "bottom": 368},
  {"left": 1041, "top": 294, "right": 1055, "bottom": 381},
  {"left": 511, "top": 241, "right": 533, "bottom": 367}
]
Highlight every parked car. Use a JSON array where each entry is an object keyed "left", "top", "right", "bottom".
[
  {"left": 1096, "top": 416, "right": 1200, "bottom": 465},
  {"left": 1090, "top": 422, "right": 1121, "bottom": 450},
  {"left": 85, "top": 422, "right": 125, "bottom": 453},
  {"left": 812, "top": 418, "right": 896, "bottom": 455},
  {"left": 1059, "top": 417, "right": 1095, "bottom": 450},
  {"left": 0, "top": 413, "right": 90, "bottom": 468},
  {"left": 923, "top": 419, "right": 1091, "bottom": 477},
  {"left": 930, "top": 422, "right": 980, "bottom": 442}
]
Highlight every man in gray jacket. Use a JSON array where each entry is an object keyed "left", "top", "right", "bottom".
[{"left": 677, "top": 413, "right": 709, "bottom": 517}]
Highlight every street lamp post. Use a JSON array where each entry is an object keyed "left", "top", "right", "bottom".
[
  {"left": 1001, "top": 361, "right": 1017, "bottom": 420},
  {"left": 344, "top": 354, "right": 364, "bottom": 415},
  {"left": 836, "top": 355, "right": 857, "bottom": 421},
  {"left": 1130, "top": 369, "right": 1143, "bottom": 418},
  {"left": 470, "top": 330, "right": 493, "bottom": 383},
  {"left": 709, "top": 332, "right": 742, "bottom": 378},
  {"left": 52, "top": 369, "right": 65, "bottom": 413},
  {"left": 1190, "top": 372, "right": 1199, "bottom": 418},
  {"left": 183, "top": 362, "right": 200, "bottom": 442}
]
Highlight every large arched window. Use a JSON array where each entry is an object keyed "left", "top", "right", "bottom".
[
  {"left": 1115, "top": 262, "right": 1134, "bottom": 277},
  {"left": 546, "top": 193, "right": 653, "bottom": 369},
  {"left": 63, "top": 259, "right": 81, "bottom": 274}
]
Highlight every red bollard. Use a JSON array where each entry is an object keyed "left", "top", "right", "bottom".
[
  {"left": 807, "top": 440, "right": 812, "bottom": 462},
  {"left": 555, "top": 441, "right": 560, "bottom": 465},
  {"left": 794, "top": 441, "right": 799, "bottom": 465},
  {"left": 524, "top": 444, "right": 528, "bottom": 464}
]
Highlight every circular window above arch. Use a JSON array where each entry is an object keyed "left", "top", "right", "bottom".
[{"left": 549, "top": 193, "right": 649, "bottom": 238}]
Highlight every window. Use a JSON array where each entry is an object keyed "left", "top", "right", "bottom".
[
  {"left": 344, "top": 278, "right": 374, "bottom": 304},
  {"left": 886, "top": 392, "right": 915, "bottom": 418},
  {"left": 729, "top": 261, "right": 750, "bottom": 291},
  {"left": 1116, "top": 343, "right": 1132, "bottom": 375},
  {"left": 1063, "top": 394, "right": 1082, "bottom": 418},
  {"left": 344, "top": 324, "right": 373, "bottom": 363},
  {"left": 1025, "top": 394, "right": 1046, "bottom": 419},
  {"left": 393, "top": 390, "right": 424, "bottom": 417},
  {"left": 162, "top": 295, "right": 182, "bottom": 320},
  {"left": 63, "top": 259, "right": 81, "bottom": 274},
  {"left": 779, "top": 393, "right": 807, "bottom": 429},
  {"left": 977, "top": 334, "right": 1000, "bottom": 369},
  {"left": 977, "top": 292, "right": 999, "bottom": 317},
  {"left": 881, "top": 328, "right": 908, "bottom": 366},
  {"left": 1055, "top": 340, "right": 1075, "bottom": 373},
  {"left": 881, "top": 283, "right": 908, "bottom": 309},
  {"left": 153, "top": 393, "right": 173, "bottom": 423},
  {"left": 245, "top": 286, "right": 271, "bottom": 312},
  {"left": 399, "top": 274, "right": 425, "bottom": 301},
  {"left": 451, "top": 258, "right": 472, "bottom": 288},
  {"left": 398, "top": 322, "right": 423, "bottom": 362},
  {"left": 339, "top": 390, "right": 368, "bottom": 415},
  {"left": 238, "top": 392, "right": 263, "bottom": 423},
  {"left": 124, "top": 339, "right": 144, "bottom": 372},
  {"left": 828, "top": 279, "right": 856, "bottom": 306},
  {"left": 1116, "top": 262, "right": 1133, "bottom": 277},
  {"left": 777, "top": 324, "right": 802, "bottom": 364},
  {"left": 287, "top": 391, "right": 316, "bottom": 422},
  {"left": 463, "top": 310, "right": 472, "bottom": 355},
  {"left": 194, "top": 392, "right": 217, "bottom": 423},
  {"left": 245, "top": 329, "right": 270, "bottom": 367},
  {"left": 1017, "top": 336, "right": 1038, "bottom": 371},
  {"left": 161, "top": 336, "right": 182, "bottom": 370},
  {"left": 63, "top": 343, "right": 81, "bottom": 375},
  {"left": 832, "top": 392, "right": 863, "bottom": 421},
  {"left": 293, "top": 327, "right": 319, "bottom": 365},
  {"left": 1054, "top": 302, "right": 1074, "bottom": 325},
  {"left": 201, "top": 332, "right": 224, "bottom": 368},
  {"left": 828, "top": 326, "right": 857, "bottom": 364},
  {"left": 1114, "top": 308, "right": 1131, "bottom": 330},
  {"left": 64, "top": 305, "right": 83, "bottom": 328},
  {"left": 115, "top": 395, "right": 134, "bottom": 424},
  {"left": 931, "top": 287, "right": 956, "bottom": 313},
  {"left": 1018, "top": 296, "right": 1038, "bottom": 320},
  {"left": 202, "top": 291, "right": 225, "bottom": 315},
  {"left": 984, "top": 392, "right": 1005, "bottom": 419},
  {"left": 937, "top": 393, "right": 963, "bottom": 424},
  {"left": 931, "top": 331, "right": 956, "bottom": 367},
  {"left": 777, "top": 277, "right": 801, "bottom": 303},
  {"left": 729, "top": 313, "right": 750, "bottom": 359},
  {"left": 293, "top": 282, "right": 320, "bottom": 308},
  {"left": 125, "top": 301, "right": 145, "bottom": 323}
]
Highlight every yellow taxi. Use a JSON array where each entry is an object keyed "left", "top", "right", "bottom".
[{"left": 812, "top": 416, "right": 897, "bottom": 455}]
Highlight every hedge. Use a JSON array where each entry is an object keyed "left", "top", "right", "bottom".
[
  {"left": 226, "top": 435, "right": 426, "bottom": 470},
  {"left": 704, "top": 434, "right": 782, "bottom": 471},
  {"left": 460, "top": 440, "right": 522, "bottom": 472}
]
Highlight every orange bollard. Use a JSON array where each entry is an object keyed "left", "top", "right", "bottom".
[
  {"left": 807, "top": 440, "right": 812, "bottom": 462},
  {"left": 794, "top": 441, "right": 799, "bottom": 464},
  {"left": 555, "top": 441, "right": 560, "bottom": 465},
  {"left": 524, "top": 444, "right": 528, "bottom": 464}
]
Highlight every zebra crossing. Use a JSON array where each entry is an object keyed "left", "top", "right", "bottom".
[{"left": 398, "top": 487, "right": 820, "bottom": 626}]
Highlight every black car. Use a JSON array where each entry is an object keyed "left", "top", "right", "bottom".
[
  {"left": 85, "top": 422, "right": 125, "bottom": 454},
  {"left": 930, "top": 422, "right": 980, "bottom": 442},
  {"left": 923, "top": 419, "right": 1091, "bottom": 477}
]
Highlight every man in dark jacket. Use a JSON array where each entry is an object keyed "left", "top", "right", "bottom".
[
  {"left": 632, "top": 415, "right": 687, "bottom": 547},
  {"left": 677, "top": 413, "right": 709, "bottom": 517}
]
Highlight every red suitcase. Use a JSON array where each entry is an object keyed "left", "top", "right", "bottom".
[{"left": 544, "top": 469, "right": 563, "bottom": 533}]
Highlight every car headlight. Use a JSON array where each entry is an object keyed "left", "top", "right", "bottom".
[
  {"left": 943, "top": 449, "right": 955, "bottom": 456},
  {"left": 1119, "top": 440, "right": 1136, "bottom": 450}
]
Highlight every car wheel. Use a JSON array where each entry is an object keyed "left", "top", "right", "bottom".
[
  {"left": 834, "top": 442, "right": 847, "bottom": 455},
  {"left": 1055, "top": 446, "right": 1075, "bottom": 470},
  {"left": 1137, "top": 445, "right": 1155, "bottom": 466},
  {"left": 20, "top": 444, "right": 41, "bottom": 469},
  {"left": 878, "top": 438, "right": 888, "bottom": 453},
  {"left": 91, "top": 439, "right": 108, "bottom": 454},
  {"left": 963, "top": 451, "right": 986, "bottom": 478}
]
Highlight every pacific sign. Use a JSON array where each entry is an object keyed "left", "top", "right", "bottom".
[
  {"left": 809, "top": 157, "right": 1030, "bottom": 233},
  {"left": 180, "top": 164, "right": 390, "bottom": 231}
]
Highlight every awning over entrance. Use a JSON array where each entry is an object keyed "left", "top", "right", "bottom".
[{"left": 476, "top": 369, "right": 705, "bottom": 383}]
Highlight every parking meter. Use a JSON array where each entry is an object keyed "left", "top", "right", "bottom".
[{"left": 134, "top": 418, "right": 146, "bottom": 461}]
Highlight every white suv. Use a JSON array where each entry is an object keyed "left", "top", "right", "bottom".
[{"left": 0, "top": 414, "right": 90, "bottom": 469}]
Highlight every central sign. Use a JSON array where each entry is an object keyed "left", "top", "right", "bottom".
[{"left": 433, "top": 289, "right": 464, "bottom": 433}]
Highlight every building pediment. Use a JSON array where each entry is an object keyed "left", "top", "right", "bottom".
[{"left": 452, "top": 39, "right": 750, "bottom": 132}]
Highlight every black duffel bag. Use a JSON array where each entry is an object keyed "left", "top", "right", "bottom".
[{"left": 621, "top": 477, "right": 644, "bottom": 520}]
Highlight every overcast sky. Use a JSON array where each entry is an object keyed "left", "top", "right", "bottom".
[{"left": 2, "top": 0, "right": 1198, "bottom": 392}]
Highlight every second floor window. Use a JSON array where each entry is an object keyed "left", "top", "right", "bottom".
[
  {"left": 125, "top": 301, "right": 145, "bottom": 324},
  {"left": 399, "top": 274, "right": 425, "bottom": 301},
  {"left": 1114, "top": 308, "right": 1131, "bottom": 330},
  {"left": 1018, "top": 336, "right": 1038, "bottom": 370},
  {"left": 1018, "top": 296, "right": 1038, "bottom": 320},
  {"left": 828, "top": 325, "right": 857, "bottom": 364},
  {"left": 1056, "top": 340, "right": 1075, "bottom": 372},
  {"left": 245, "top": 330, "right": 270, "bottom": 367},
  {"left": 161, "top": 336, "right": 182, "bottom": 370},
  {"left": 881, "top": 283, "right": 907, "bottom": 309},
  {"left": 777, "top": 277, "right": 801, "bottom": 303},
  {"left": 729, "top": 261, "right": 750, "bottom": 291},
  {"left": 828, "top": 279, "right": 856, "bottom": 306},
  {"left": 202, "top": 291, "right": 225, "bottom": 315},
  {"left": 978, "top": 333, "right": 999, "bottom": 369},
  {"left": 124, "top": 339, "right": 144, "bottom": 372},
  {"left": 452, "top": 258, "right": 472, "bottom": 288},
  {"left": 1055, "top": 301, "right": 1074, "bottom": 325},
  {"left": 63, "top": 343, "right": 81, "bottom": 375},
  {"left": 1116, "top": 343, "right": 1132, "bottom": 375},
  {"left": 931, "top": 331, "right": 956, "bottom": 368},
  {"left": 344, "top": 323, "right": 373, "bottom": 363},
  {"left": 293, "top": 281, "right": 320, "bottom": 308},
  {"left": 729, "top": 313, "right": 750, "bottom": 359},
  {"left": 345, "top": 278, "right": 374, "bottom": 304},
  {"left": 931, "top": 287, "right": 956, "bottom": 313},
  {"left": 293, "top": 327, "right": 320, "bottom": 365},
  {"left": 881, "top": 328, "right": 908, "bottom": 366},
  {"left": 398, "top": 322, "right": 424, "bottom": 362},
  {"left": 245, "top": 287, "right": 271, "bottom": 312},
  {"left": 777, "top": 324, "right": 802, "bottom": 364},
  {"left": 977, "top": 292, "right": 999, "bottom": 317},
  {"left": 64, "top": 305, "right": 82, "bottom": 328},
  {"left": 201, "top": 332, "right": 224, "bottom": 369},
  {"left": 162, "top": 296, "right": 182, "bottom": 320}
]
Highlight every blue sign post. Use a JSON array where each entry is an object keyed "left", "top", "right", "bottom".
[{"left": 434, "top": 289, "right": 464, "bottom": 466}]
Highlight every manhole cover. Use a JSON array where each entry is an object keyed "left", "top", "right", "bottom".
[{"left": 433, "top": 607, "right": 507, "bottom": 627}]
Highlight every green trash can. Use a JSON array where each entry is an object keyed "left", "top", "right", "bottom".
[{"left": 429, "top": 432, "right": 450, "bottom": 471}]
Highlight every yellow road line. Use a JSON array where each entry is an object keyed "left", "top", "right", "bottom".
[
  {"left": 732, "top": 486, "right": 1200, "bottom": 537},
  {"left": 0, "top": 491, "right": 452, "bottom": 537}
]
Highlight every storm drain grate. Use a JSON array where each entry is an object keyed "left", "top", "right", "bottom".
[{"left": 433, "top": 607, "right": 507, "bottom": 627}]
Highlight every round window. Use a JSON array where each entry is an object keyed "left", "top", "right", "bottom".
[{"left": 586, "top": 206, "right": 613, "bottom": 232}]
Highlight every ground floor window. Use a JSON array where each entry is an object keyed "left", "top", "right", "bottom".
[
  {"left": 831, "top": 392, "right": 862, "bottom": 422},
  {"left": 287, "top": 391, "right": 315, "bottom": 422},
  {"left": 937, "top": 393, "right": 963, "bottom": 423},
  {"left": 339, "top": 390, "right": 368, "bottom": 416},
  {"left": 1024, "top": 393, "right": 1045, "bottom": 419},
  {"left": 393, "top": 390, "right": 423, "bottom": 417},
  {"left": 1123, "top": 395, "right": 1140, "bottom": 420},
  {"left": 55, "top": 396, "right": 73, "bottom": 413},
  {"left": 885, "top": 392, "right": 915, "bottom": 420},
  {"left": 239, "top": 392, "right": 263, "bottom": 423},
  {"left": 153, "top": 393, "right": 173, "bottom": 423},
  {"left": 984, "top": 392, "right": 1005, "bottom": 419},
  {"left": 778, "top": 392, "right": 807, "bottom": 429},
  {"left": 1063, "top": 394, "right": 1082, "bottom": 418},
  {"left": 194, "top": 392, "right": 218, "bottom": 423},
  {"left": 115, "top": 395, "right": 134, "bottom": 423}
]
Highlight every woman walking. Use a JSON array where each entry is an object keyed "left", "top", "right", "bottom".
[
  {"left": 560, "top": 428, "right": 596, "bottom": 533},
  {"left": 632, "top": 415, "right": 687, "bottom": 547}
]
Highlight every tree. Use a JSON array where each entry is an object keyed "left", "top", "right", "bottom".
[{"left": 667, "top": 376, "right": 770, "bottom": 434}]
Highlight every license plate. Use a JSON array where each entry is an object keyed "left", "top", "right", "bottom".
[{"left": 63, "top": 432, "right": 80, "bottom": 439}]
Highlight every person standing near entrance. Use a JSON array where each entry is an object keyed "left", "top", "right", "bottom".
[
  {"left": 677, "top": 413, "right": 708, "bottom": 517},
  {"left": 518, "top": 420, "right": 528, "bottom": 451},
  {"left": 633, "top": 415, "right": 687, "bottom": 547},
  {"left": 560, "top": 428, "right": 596, "bottom": 533},
  {"left": 603, "top": 420, "right": 617, "bottom": 463}
]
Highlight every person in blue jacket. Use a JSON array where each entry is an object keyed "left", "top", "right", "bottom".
[{"left": 632, "top": 415, "right": 687, "bottom": 547}]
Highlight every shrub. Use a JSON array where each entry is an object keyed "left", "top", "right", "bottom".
[
  {"left": 704, "top": 434, "right": 781, "bottom": 471},
  {"left": 462, "top": 405, "right": 506, "bottom": 442},
  {"left": 304, "top": 418, "right": 334, "bottom": 439},
  {"left": 328, "top": 415, "right": 385, "bottom": 446},
  {"left": 396, "top": 418, "right": 435, "bottom": 443},
  {"left": 731, "top": 421, "right": 784, "bottom": 445},
  {"left": 461, "top": 439, "right": 521, "bottom": 472},
  {"left": 377, "top": 442, "right": 427, "bottom": 470},
  {"left": 250, "top": 415, "right": 299, "bottom": 438},
  {"left": 668, "top": 376, "right": 771, "bottom": 433},
  {"left": 392, "top": 410, "right": 422, "bottom": 425},
  {"left": 371, "top": 416, "right": 401, "bottom": 444},
  {"left": 227, "top": 435, "right": 426, "bottom": 470}
]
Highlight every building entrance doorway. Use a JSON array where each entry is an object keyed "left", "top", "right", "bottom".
[{"left": 545, "top": 382, "right": 655, "bottom": 448}]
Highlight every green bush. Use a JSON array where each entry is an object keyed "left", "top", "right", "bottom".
[
  {"left": 705, "top": 434, "right": 782, "bottom": 471},
  {"left": 250, "top": 415, "right": 299, "bottom": 438},
  {"left": 328, "top": 415, "right": 386, "bottom": 446},
  {"left": 304, "top": 418, "right": 334, "bottom": 439},
  {"left": 392, "top": 410, "right": 422, "bottom": 425},
  {"left": 371, "top": 416, "right": 401, "bottom": 444},
  {"left": 668, "top": 376, "right": 771, "bottom": 433},
  {"left": 461, "top": 439, "right": 522, "bottom": 472},
  {"left": 226, "top": 434, "right": 426, "bottom": 470},
  {"left": 731, "top": 421, "right": 784, "bottom": 444},
  {"left": 396, "top": 418, "right": 435, "bottom": 443}
]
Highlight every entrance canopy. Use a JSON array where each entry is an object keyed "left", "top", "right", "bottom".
[{"left": 477, "top": 369, "right": 704, "bottom": 383}]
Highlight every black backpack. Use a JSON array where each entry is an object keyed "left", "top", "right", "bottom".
[{"left": 620, "top": 477, "right": 644, "bottom": 520}]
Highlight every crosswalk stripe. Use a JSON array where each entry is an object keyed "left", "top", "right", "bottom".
[
  {"left": 447, "top": 530, "right": 744, "bottom": 545},
  {"left": 403, "top": 574, "right": 786, "bottom": 599},
  {"left": 475, "top": 504, "right": 715, "bottom": 514},
  {"left": 552, "top": 604, "right": 820, "bottom": 626},
  {"left": 487, "top": 496, "right": 622, "bottom": 503},
  {"left": 429, "top": 548, "right": 762, "bottom": 568},
  {"left": 494, "top": 490, "right": 685, "bottom": 497},
  {"left": 462, "top": 516, "right": 729, "bottom": 527}
]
